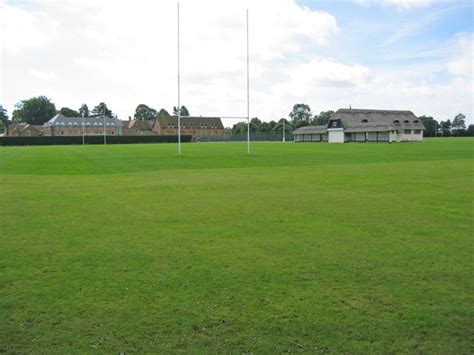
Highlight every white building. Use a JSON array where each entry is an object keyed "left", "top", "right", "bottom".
[{"left": 294, "top": 108, "right": 425, "bottom": 143}]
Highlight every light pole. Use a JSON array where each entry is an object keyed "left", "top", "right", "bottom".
[
  {"left": 103, "top": 106, "right": 107, "bottom": 145},
  {"left": 283, "top": 119, "right": 286, "bottom": 142},
  {"left": 82, "top": 112, "right": 85, "bottom": 145}
]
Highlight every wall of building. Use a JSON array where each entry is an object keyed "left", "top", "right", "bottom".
[
  {"left": 328, "top": 129, "right": 344, "bottom": 143},
  {"left": 399, "top": 130, "right": 423, "bottom": 141},
  {"left": 44, "top": 126, "right": 119, "bottom": 136}
]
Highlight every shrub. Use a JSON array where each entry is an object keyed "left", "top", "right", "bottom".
[{"left": 0, "top": 135, "right": 192, "bottom": 146}]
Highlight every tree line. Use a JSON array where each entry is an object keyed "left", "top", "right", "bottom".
[
  {"left": 231, "top": 103, "right": 472, "bottom": 136},
  {"left": 0, "top": 96, "right": 472, "bottom": 137},
  {"left": 0, "top": 95, "right": 192, "bottom": 132}
]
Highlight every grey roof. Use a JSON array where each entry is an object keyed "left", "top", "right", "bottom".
[
  {"left": 329, "top": 108, "right": 425, "bottom": 133},
  {"left": 293, "top": 125, "right": 327, "bottom": 134},
  {"left": 44, "top": 113, "right": 122, "bottom": 127},
  {"left": 156, "top": 116, "right": 224, "bottom": 129}
]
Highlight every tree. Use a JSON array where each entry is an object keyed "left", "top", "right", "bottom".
[
  {"left": 157, "top": 108, "right": 170, "bottom": 118},
  {"left": 79, "top": 104, "right": 89, "bottom": 117},
  {"left": 272, "top": 118, "right": 289, "bottom": 132},
  {"left": 466, "top": 124, "right": 474, "bottom": 136},
  {"left": 173, "top": 105, "right": 190, "bottom": 116},
  {"left": 134, "top": 104, "right": 158, "bottom": 120},
  {"left": 232, "top": 121, "right": 247, "bottom": 134},
  {"left": 59, "top": 107, "right": 80, "bottom": 117},
  {"left": 452, "top": 113, "right": 466, "bottom": 135},
  {"left": 289, "top": 103, "right": 312, "bottom": 123},
  {"left": 11, "top": 96, "right": 56, "bottom": 125},
  {"left": 418, "top": 115, "right": 438, "bottom": 137},
  {"left": 313, "top": 110, "right": 334, "bottom": 126},
  {"left": 439, "top": 120, "right": 451, "bottom": 137},
  {"left": 91, "top": 102, "right": 113, "bottom": 117},
  {"left": 0, "top": 105, "right": 9, "bottom": 134},
  {"left": 250, "top": 117, "right": 262, "bottom": 132}
]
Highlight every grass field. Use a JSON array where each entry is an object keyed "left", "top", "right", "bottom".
[{"left": 1, "top": 138, "right": 473, "bottom": 353}]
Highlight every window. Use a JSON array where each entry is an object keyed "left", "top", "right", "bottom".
[
  {"left": 361, "top": 119, "right": 368, "bottom": 123},
  {"left": 403, "top": 120, "right": 409, "bottom": 123},
  {"left": 414, "top": 130, "right": 421, "bottom": 134},
  {"left": 413, "top": 120, "right": 419, "bottom": 123},
  {"left": 393, "top": 120, "right": 400, "bottom": 124},
  {"left": 404, "top": 130, "right": 412, "bottom": 134}
]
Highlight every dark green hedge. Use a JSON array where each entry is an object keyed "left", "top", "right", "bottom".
[{"left": 0, "top": 135, "right": 192, "bottom": 146}]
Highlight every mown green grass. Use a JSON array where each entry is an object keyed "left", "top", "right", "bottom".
[{"left": 1, "top": 138, "right": 473, "bottom": 353}]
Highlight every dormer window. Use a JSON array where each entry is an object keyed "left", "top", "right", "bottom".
[
  {"left": 393, "top": 120, "right": 400, "bottom": 124},
  {"left": 403, "top": 120, "right": 409, "bottom": 123},
  {"left": 361, "top": 119, "right": 368, "bottom": 123},
  {"left": 413, "top": 120, "right": 419, "bottom": 123}
]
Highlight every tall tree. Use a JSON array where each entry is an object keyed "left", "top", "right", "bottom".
[
  {"left": 79, "top": 104, "right": 89, "bottom": 117},
  {"left": 231, "top": 121, "right": 247, "bottom": 134},
  {"left": 134, "top": 104, "right": 158, "bottom": 120},
  {"left": 466, "top": 124, "right": 474, "bottom": 136},
  {"left": 289, "top": 103, "right": 312, "bottom": 123},
  {"left": 59, "top": 107, "right": 80, "bottom": 117},
  {"left": 157, "top": 108, "right": 170, "bottom": 118},
  {"left": 439, "top": 120, "right": 451, "bottom": 137},
  {"left": 232, "top": 121, "right": 247, "bottom": 134},
  {"left": 0, "top": 105, "right": 9, "bottom": 133},
  {"left": 452, "top": 113, "right": 466, "bottom": 134},
  {"left": 91, "top": 102, "right": 113, "bottom": 117},
  {"left": 272, "top": 118, "right": 289, "bottom": 132},
  {"left": 173, "top": 105, "right": 190, "bottom": 116},
  {"left": 313, "top": 110, "right": 334, "bottom": 126},
  {"left": 11, "top": 96, "right": 56, "bottom": 125},
  {"left": 418, "top": 115, "right": 438, "bottom": 137}
]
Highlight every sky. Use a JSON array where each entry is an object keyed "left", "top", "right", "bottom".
[{"left": 0, "top": 0, "right": 473, "bottom": 126}]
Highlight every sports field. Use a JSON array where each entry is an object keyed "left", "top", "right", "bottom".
[{"left": 1, "top": 138, "right": 473, "bottom": 353}]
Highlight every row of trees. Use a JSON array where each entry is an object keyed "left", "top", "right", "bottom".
[
  {"left": 1, "top": 97, "right": 472, "bottom": 137},
  {"left": 0, "top": 95, "right": 193, "bottom": 132},
  {"left": 133, "top": 104, "right": 190, "bottom": 121},
  {"left": 231, "top": 104, "right": 334, "bottom": 133}
]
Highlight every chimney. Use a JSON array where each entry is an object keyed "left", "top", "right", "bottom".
[{"left": 128, "top": 116, "right": 131, "bottom": 121}]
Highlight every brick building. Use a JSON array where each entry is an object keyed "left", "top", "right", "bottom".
[
  {"left": 7, "top": 123, "right": 43, "bottom": 136},
  {"left": 152, "top": 116, "right": 224, "bottom": 141},
  {"left": 43, "top": 114, "right": 122, "bottom": 136}
]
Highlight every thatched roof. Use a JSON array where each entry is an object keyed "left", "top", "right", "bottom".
[
  {"left": 330, "top": 109, "right": 425, "bottom": 133},
  {"left": 156, "top": 116, "right": 224, "bottom": 129}
]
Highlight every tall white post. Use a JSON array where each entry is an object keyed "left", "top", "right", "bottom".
[
  {"left": 283, "top": 119, "right": 285, "bottom": 142},
  {"left": 103, "top": 107, "right": 106, "bottom": 145},
  {"left": 177, "top": 2, "right": 181, "bottom": 155},
  {"left": 246, "top": 9, "right": 250, "bottom": 154}
]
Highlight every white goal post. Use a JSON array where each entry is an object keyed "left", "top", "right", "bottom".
[{"left": 176, "top": 3, "right": 250, "bottom": 155}]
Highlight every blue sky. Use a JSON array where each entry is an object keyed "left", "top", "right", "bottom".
[
  {"left": 297, "top": 0, "right": 473, "bottom": 66},
  {"left": 1, "top": 0, "right": 473, "bottom": 124}
]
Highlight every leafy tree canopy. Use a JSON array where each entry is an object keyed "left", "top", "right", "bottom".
[
  {"left": 12, "top": 96, "right": 56, "bottom": 125},
  {"left": 452, "top": 113, "right": 466, "bottom": 131},
  {"left": 418, "top": 115, "right": 438, "bottom": 137},
  {"left": 134, "top": 104, "right": 158, "bottom": 121},
  {"left": 289, "top": 103, "right": 312, "bottom": 122},
  {"left": 79, "top": 104, "right": 89, "bottom": 117},
  {"left": 173, "top": 105, "right": 190, "bottom": 117},
  {"left": 59, "top": 107, "right": 80, "bottom": 117},
  {"left": 91, "top": 102, "right": 113, "bottom": 117},
  {"left": 313, "top": 110, "right": 334, "bottom": 126}
]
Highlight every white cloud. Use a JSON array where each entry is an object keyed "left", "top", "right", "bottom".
[{"left": 0, "top": 0, "right": 472, "bottom": 125}]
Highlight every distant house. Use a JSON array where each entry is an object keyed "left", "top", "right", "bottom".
[
  {"left": 43, "top": 114, "right": 122, "bottom": 136},
  {"left": 293, "top": 108, "right": 425, "bottom": 143},
  {"left": 7, "top": 123, "right": 43, "bottom": 137},
  {"left": 153, "top": 116, "right": 224, "bottom": 141}
]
